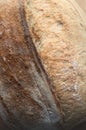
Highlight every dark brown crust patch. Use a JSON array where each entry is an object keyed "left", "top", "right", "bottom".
[{"left": 0, "top": 0, "right": 61, "bottom": 129}]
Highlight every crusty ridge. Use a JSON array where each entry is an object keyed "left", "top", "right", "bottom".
[
  {"left": 26, "top": 0, "right": 86, "bottom": 129},
  {"left": 0, "top": 0, "right": 61, "bottom": 129}
]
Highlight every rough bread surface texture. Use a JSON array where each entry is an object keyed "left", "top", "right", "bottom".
[{"left": 26, "top": 0, "right": 86, "bottom": 128}]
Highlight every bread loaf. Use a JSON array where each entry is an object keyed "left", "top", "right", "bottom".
[
  {"left": 26, "top": 0, "right": 86, "bottom": 129},
  {"left": 0, "top": 0, "right": 61, "bottom": 130},
  {"left": 0, "top": 0, "right": 86, "bottom": 130}
]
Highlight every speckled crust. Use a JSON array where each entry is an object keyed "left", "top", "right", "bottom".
[
  {"left": 26, "top": 0, "right": 86, "bottom": 129},
  {"left": 0, "top": 0, "right": 61, "bottom": 130}
]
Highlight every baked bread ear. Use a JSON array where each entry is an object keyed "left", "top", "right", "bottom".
[
  {"left": 25, "top": 0, "right": 86, "bottom": 129},
  {"left": 0, "top": 0, "right": 61, "bottom": 130},
  {"left": 0, "top": 0, "right": 86, "bottom": 130}
]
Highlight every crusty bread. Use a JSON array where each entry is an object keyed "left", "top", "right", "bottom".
[
  {"left": 0, "top": 0, "right": 86, "bottom": 130},
  {"left": 26, "top": 0, "right": 86, "bottom": 129},
  {"left": 0, "top": 0, "right": 61, "bottom": 130}
]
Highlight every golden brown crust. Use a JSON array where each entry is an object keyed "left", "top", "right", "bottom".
[
  {"left": 0, "top": 0, "right": 61, "bottom": 129},
  {"left": 0, "top": 0, "right": 86, "bottom": 129},
  {"left": 26, "top": 0, "right": 86, "bottom": 129}
]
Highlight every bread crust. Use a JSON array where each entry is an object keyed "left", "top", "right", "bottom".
[
  {"left": 26, "top": 0, "right": 86, "bottom": 129},
  {"left": 0, "top": 0, "right": 61, "bottom": 129},
  {"left": 0, "top": 0, "right": 86, "bottom": 129}
]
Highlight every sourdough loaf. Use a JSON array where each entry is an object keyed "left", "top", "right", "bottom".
[
  {"left": 26, "top": 0, "right": 86, "bottom": 129},
  {"left": 0, "top": 0, "right": 61, "bottom": 130},
  {"left": 0, "top": 0, "right": 86, "bottom": 129}
]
